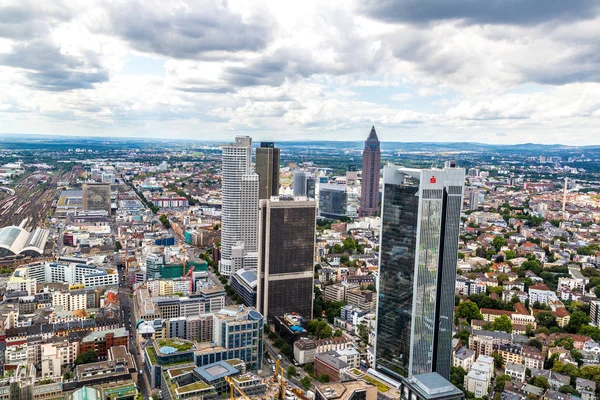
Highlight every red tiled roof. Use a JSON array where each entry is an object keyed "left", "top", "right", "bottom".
[
  {"left": 481, "top": 308, "right": 514, "bottom": 316},
  {"left": 553, "top": 307, "right": 570, "bottom": 318},
  {"left": 514, "top": 303, "right": 528, "bottom": 315},
  {"left": 529, "top": 283, "right": 551, "bottom": 291}
]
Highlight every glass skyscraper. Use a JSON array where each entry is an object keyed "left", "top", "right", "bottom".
[{"left": 374, "top": 165, "right": 465, "bottom": 384}]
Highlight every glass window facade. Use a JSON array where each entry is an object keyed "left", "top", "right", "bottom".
[{"left": 375, "top": 183, "right": 419, "bottom": 381}]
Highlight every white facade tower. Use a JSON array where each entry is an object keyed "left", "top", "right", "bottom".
[{"left": 219, "top": 136, "right": 259, "bottom": 276}]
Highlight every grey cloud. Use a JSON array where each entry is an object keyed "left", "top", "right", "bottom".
[
  {"left": 0, "top": 1, "right": 78, "bottom": 39},
  {"left": 104, "top": 1, "right": 272, "bottom": 59},
  {"left": 0, "top": 41, "right": 109, "bottom": 91},
  {"left": 360, "top": 0, "right": 598, "bottom": 26}
]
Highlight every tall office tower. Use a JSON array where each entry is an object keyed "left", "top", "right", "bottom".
[
  {"left": 318, "top": 183, "right": 347, "bottom": 219},
  {"left": 257, "top": 196, "right": 316, "bottom": 322},
  {"left": 256, "top": 142, "right": 280, "bottom": 200},
  {"left": 219, "top": 136, "right": 259, "bottom": 276},
  {"left": 359, "top": 126, "right": 381, "bottom": 217},
  {"left": 468, "top": 190, "right": 480, "bottom": 211},
  {"left": 374, "top": 165, "right": 465, "bottom": 386},
  {"left": 82, "top": 183, "right": 111, "bottom": 214},
  {"left": 293, "top": 171, "right": 316, "bottom": 199}
]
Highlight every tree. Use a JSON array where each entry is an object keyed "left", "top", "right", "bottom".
[
  {"left": 343, "top": 237, "right": 356, "bottom": 253},
  {"left": 75, "top": 350, "right": 98, "bottom": 365},
  {"left": 554, "top": 337, "right": 574, "bottom": 350},
  {"left": 535, "top": 311, "right": 557, "bottom": 328},
  {"left": 559, "top": 385, "right": 578, "bottom": 395},
  {"left": 567, "top": 311, "right": 591, "bottom": 333},
  {"left": 492, "top": 351, "right": 504, "bottom": 369},
  {"left": 287, "top": 365, "right": 297, "bottom": 378},
  {"left": 159, "top": 214, "right": 170, "bottom": 228},
  {"left": 450, "top": 367, "right": 466, "bottom": 389},
  {"left": 455, "top": 302, "right": 483, "bottom": 323},
  {"left": 115, "top": 240, "right": 122, "bottom": 251},
  {"left": 492, "top": 315, "right": 513, "bottom": 333},
  {"left": 493, "top": 236, "right": 507, "bottom": 252},
  {"left": 495, "top": 374, "right": 512, "bottom": 391},
  {"left": 552, "top": 361, "right": 580, "bottom": 379},
  {"left": 318, "top": 373, "right": 330, "bottom": 383},
  {"left": 333, "top": 329, "right": 343, "bottom": 337},
  {"left": 496, "top": 273, "right": 509, "bottom": 286},
  {"left": 303, "top": 363, "right": 314, "bottom": 374},
  {"left": 454, "top": 329, "right": 470, "bottom": 344},
  {"left": 300, "top": 376, "right": 312, "bottom": 391},
  {"left": 504, "top": 250, "right": 517, "bottom": 260},
  {"left": 529, "top": 376, "right": 550, "bottom": 390}
]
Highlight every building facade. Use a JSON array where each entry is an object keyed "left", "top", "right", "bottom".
[
  {"left": 257, "top": 197, "right": 316, "bottom": 321},
  {"left": 219, "top": 136, "right": 259, "bottom": 276},
  {"left": 359, "top": 126, "right": 381, "bottom": 217},
  {"left": 82, "top": 182, "right": 111, "bottom": 214},
  {"left": 255, "top": 142, "right": 280, "bottom": 200},
  {"left": 374, "top": 166, "right": 465, "bottom": 383}
]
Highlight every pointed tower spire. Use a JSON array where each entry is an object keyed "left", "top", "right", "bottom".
[{"left": 368, "top": 125, "right": 378, "bottom": 141}]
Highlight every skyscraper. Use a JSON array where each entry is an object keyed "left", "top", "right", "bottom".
[
  {"left": 82, "top": 182, "right": 111, "bottom": 214},
  {"left": 219, "top": 136, "right": 259, "bottom": 276},
  {"left": 256, "top": 142, "right": 280, "bottom": 200},
  {"left": 257, "top": 196, "right": 316, "bottom": 322},
  {"left": 293, "top": 171, "right": 316, "bottom": 199},
  {"left": 374, "top": 165, "right": 465, "bottom": 384},
  {"left": 359, "top": 126, "right": 381, "bottom": 217}
]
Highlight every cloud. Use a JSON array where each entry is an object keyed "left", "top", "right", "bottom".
[
  {"left": 101, "top": 0, "right": 272, "bottom": 59},
  {"left": 0, "top": 40, "right": 109, "bottom": 91},
  {"left": 360, "top": 0, "right": 599, "bottom": 26}
]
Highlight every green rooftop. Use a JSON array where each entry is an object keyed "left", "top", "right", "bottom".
[
  {"left": 363, "top": 375, "right": 390, "bottom": 393},
  {"left": 167, "top": 365, "right": 196, "bottom": 378},
  {"left": 157, "top": 339, "right": 194, "bottom": 352},
  {"left": 175, "top": 381, "right": 212, "bottom": 394}
]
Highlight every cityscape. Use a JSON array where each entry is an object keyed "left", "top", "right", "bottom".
[{"left": 1, "top": 1, "right": 600, "bottom": 400}]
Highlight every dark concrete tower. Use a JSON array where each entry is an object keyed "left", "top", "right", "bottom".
[
  {"left": 359, "top": 126, "right": 381, "bottom": 217},
  {"left": 256, "top": 142, "right": 280, "bottom": 200}
]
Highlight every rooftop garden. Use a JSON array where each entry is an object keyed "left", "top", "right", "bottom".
[
  {"left": 146, "top": 346, "right": 158, "bottom": 365},
  {"left": 363, "top": 375, "right": 390, "bottom": 393},
  {"left": 157, "top": 339, "right": 193, "bottom": 352},
  {"left": 175, "top": 381, "right": 212, "bottom": 394}
]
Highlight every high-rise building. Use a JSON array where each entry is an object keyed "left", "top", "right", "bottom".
[
  {"left": 256, "top": 142, "right": 280, "bottom": 200},
  {"left": 374, "top": 165, "right": 465, "bottom": 385},
  {"left": 359, "top": 126, "right": 381, "bottom": 217},
  {"left": 82, "top": 182, "right": 111, "bottom": 214},
  {"left": 293, "top": 171, "right": 316, "bottom": 199},
  {"left": 219, "top": 136, "right": 259, "bottom": 276},
  {"left": 257, "top": 196, "right": 316, "bottom": 322},
  {"left": 319, "top": 183, "right": 347, "bottom": 219}
]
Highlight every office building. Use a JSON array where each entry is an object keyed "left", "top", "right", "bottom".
[
  {"left": 82, "top": 182, "right": 111, "bottom": 214},
  {"left": 231, "top": 268, "right": 257, "bottom": 307},
  {"left": 257, "top": 196, "right": 316, "bottom": 321},
  {"left": 294, "top": 171, "right": 316, "bottom": 199},
  {"left": 374, "top": 166, "right": 465, "bottom": 385},
  {"left": 256, "top": 142, "right": 280, "bottom": 200},
  {"left": 360, "top": 126, "right": 381, "bottom": 217},
  {"left": 319, "top": 184, "right": 348, "bottom": 219},
  {"left": 590, "top": 300, "right": 600, "bottom": 326},
  {"left": 219, "top": 136, "right": 259, "bottom": 276}
]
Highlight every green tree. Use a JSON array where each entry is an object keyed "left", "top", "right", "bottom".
[
  {"left": 333, "top": 329, "right": 343, "bottom": 337},
  {"left": 343, "top": 237, "right": 356, "bottom": 253},
  {"left": 535, "top": 311, "right": 557, "bottom": 328},
  {"left": 318, "top": 373, "right": 330, "bottom": 383},
  {"left": 495, "top": 374, "right": 512, "bottom": 391},
  {"left": 558, "top": 385, "right": 578, "bottom": 395},
  {"left": 450, "top": 367, "right": 466, "bottom": 389},
  {"left": 303, "top": 363, "right": 314, "bottom": 374},
  {"left": 75, "top": 350, "right": 98, "bottom": 365},
  {"left": 300, "top": 376, "right": 312, "bottom": 391},
  {"left": 529, "top": 376, "right": 550, "bottom": 390},
  {"left": 492, "top": 315, "right": 513, "bottom": 333},
  {"left": 554, "top": 337, "right": 574, "bottom": 350},
  {"left": 493, "top": 236, "right": 507, "bottom": 252},
  {"left": 504, "top": 250, "right": 517, "bottom": 260},
  {"left": 455, "top": 302, "right": 483, "bottom": 323},
  {"left": 287, "top": 365, "right": 297, "bottom": 378},
  {"left": 566, "top": 311, "right": 591, "bottom": 333},
  {"left": 454, "top": 329, "right": 470, "bottom": 344}
]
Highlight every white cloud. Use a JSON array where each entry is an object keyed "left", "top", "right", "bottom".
[{"left": 0, "top": 0, "right": 599, "bottom": 143}]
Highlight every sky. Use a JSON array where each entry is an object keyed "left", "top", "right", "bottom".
[{"left": 1, "top": 0, "right": 600, "bottom": 144}]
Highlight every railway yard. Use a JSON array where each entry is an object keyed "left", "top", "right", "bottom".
[{"left": 0, "top": 168, "right": 73, "bottom": 230}]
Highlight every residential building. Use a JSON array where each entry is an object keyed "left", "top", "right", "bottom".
[
  {"left": 576, "top": 378, "right": 596, "bottom": 400},
  {"left": 375, "top": 165, "right": 465, "bottom": 382},
  {"left": 257, "top": 196, "right": 316, "bottom": 321},
  {"left": 498, "top": 343, "right": 523, "bottom": 366},
  {"left": 464, "top": 355, "right": 494, "bottom": 398},
  {"left": 80, "top": 327, "right": 128, "bottom": 359},
  {"left": 219, "top": 136, "right": 259, "bottom": 276},
  {"left": 255, "top": 142, "right": 280, "bottom": 200},
  {"left": 529, "top": 283, "right": 559, "bottom": 305},
  {"left": 315, "top": 352, "right": 349, "bottom": 382},
  {"left": 359, "top": 126, "right": 381, "bottom": 217},
  {"left": 453, "top": 346, "right": 475, "bottom": 371},
  {"left": 323, "top": 284, "right": 346, "bottom": 303},
  {"left": 522, "top": 345, "right": 543, "bottom": 370},
  {"left": 505, "top": 362, "right": 526, "bottom": 382},
  {"left": 345, "top": 288, "right": 376, "bottom": 312},
  {"left": 294, "top": 338, "right": 316, "bottom": 365}
]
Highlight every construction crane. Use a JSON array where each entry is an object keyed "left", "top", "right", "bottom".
[
  {"left": 272, "top": 359, "right": 310, "bottom": 400},
  {"left": 224, "top": 376, "right": 251, "bottom": 400},
  {"left": 179, "top": 244, "right": 195, "bottom": 293}
]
